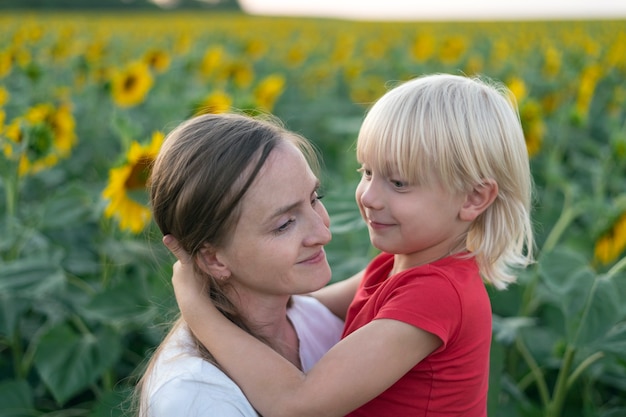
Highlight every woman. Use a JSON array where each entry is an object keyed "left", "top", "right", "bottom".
[{"left": 136, "top": 113, "right": 345, "bottom": 416}]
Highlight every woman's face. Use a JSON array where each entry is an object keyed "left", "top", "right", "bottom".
[{"left": 214, "top": 142, "right": 332, "bottom": 302}]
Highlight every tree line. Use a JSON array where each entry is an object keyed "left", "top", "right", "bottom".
[{"left": 0, "top": 0, "right": 241, "bottom": 11}]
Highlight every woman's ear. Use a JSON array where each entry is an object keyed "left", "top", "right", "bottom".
[
  {"left": 459, "top": 179, "right": 498, "bottom": 222},
  {"left": 197, "top": 244, "right": 231, "bottom": 278}
]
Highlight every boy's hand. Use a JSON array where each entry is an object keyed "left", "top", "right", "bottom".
[
  {"left": 163, "top": 234, "right": 209, "bottom": 321},
  {"left": 163, "top": 234, "right": 192, "bottom": 264}
]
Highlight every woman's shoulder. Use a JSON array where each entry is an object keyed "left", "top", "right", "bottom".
[
  {"left": 146, "top": 371, "right": 257, "bottom": 416},
  {"left": 147, "top": 324, "right": 227, "bottom": 386},
  {"left": 144, "top": 325, "right": 258, "bottom": 417}
]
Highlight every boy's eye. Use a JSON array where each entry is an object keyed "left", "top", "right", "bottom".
[
  {"left": 312, "top": 192, "right": 325, "bottom": 206},
  {"left": 391, "top": 180, "right": 407, "bottom": 188},
  {"left": 357, "top": 167, "right": 372, "bottom": 178}
]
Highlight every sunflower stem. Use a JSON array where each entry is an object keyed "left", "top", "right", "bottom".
[
  {"left": 567, "top": 351, "right": 604, "bottom": 391},
  {"left": 607, "top": 255, "right": 626, "bottom": 278},
  {"left": 515, "top": 336, "right": 551, "bottom": 408},
  {"left": 546, "top": 345, "right": 576, "bottom": 417},
  {"left": 2, "top": 153, "right": 20, "bottom": 261}
]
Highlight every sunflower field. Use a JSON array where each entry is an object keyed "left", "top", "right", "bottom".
[{"left": 0, "top": 10, "right": 625, "bottom": 417}]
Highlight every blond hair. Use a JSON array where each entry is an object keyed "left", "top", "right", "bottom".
[{"left": 357, "top": 73, "right": 534, "bottom": 288}]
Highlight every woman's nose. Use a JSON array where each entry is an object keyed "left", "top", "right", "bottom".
[{"left": 305, "top": 203, "right": 331, "bottom": 246}]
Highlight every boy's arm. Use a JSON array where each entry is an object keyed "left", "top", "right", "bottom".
[
  {"left": 309, "top": 269, "right": 363, "bottom": 320},
  {"left": 166, "top": 236, "right": 442, "bottom": 417}
]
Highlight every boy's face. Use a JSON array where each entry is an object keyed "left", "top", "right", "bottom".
[{"left": 355, "top": 160, "right": 470, "bottom": 272}]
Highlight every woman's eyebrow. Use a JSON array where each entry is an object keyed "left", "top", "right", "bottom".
[
  {"left": 266, "top": 179, "right": 320, "bottom": 222},
  {"left": 269, "top": 201, "right": 301, "bottom": 221}
]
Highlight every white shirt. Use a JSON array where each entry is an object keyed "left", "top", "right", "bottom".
[{"left": 143, "top": 295, "right": 344, "bottom": 417}]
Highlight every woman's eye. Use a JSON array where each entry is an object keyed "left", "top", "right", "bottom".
[{"left": 276, "top": 218, "right": 295, "bottom": 233}]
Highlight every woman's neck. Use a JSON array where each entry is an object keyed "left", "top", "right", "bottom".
[{"left": 230, "top": 291, "right": 302, "bottom": 370}]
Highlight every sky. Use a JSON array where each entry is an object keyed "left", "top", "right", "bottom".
[{"left": 237, "top": 0, "right": 626, "bottom": 20}]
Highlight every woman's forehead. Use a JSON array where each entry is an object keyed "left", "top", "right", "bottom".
[{"left": 240, "top": 144, "right": 315, "bottom": 211}]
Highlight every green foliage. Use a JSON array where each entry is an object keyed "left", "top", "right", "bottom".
[
  {"left": 0, "top": 165, "right": 173, "bottom": 414},
  {"left": 0, "top": 11, "right": 625, "bottom": 417}
]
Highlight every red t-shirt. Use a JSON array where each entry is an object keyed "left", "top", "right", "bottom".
[{"left": 343, "top": 252, "right": 491, "bottom": 417}]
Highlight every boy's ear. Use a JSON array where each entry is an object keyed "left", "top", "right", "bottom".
[
  {"left": 459, "top": 179, "right": 498, "bottom": 222},
  {"left": 197, "top": 244, "right": 231, "bottom": 278}
]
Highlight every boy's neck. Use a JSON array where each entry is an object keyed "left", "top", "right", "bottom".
[{"left": 391, "top": 247, "right": 467, "bottom": 275}]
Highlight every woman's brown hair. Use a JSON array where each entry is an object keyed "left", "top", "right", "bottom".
[{"left": 135, "top": 112, "right": 320, "bottom": 416}]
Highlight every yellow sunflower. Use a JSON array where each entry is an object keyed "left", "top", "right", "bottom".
[
  {"left": 226, "top": 60, "right": 254, "bottom": 89},
  {"left": 594, "top": 213, "right": 626, "bottom": 266},
  {"left": 26, "top": 102, "right": 77, "bottom": 157},
  {"left": 464, "top": 55, "right": 484, "bottom": 76},
  {"left": 244, "top": 39, "right": 267, "bottom": 60},
  {"left": 543, "top": 46, "right": 561, "bottom": 78},
  {"left": 195, "top": 90, "right": 232, "bottom": 115},
  {"left": 102, "top": 131, "right": 164, "bottom": 233},
  {"left": 574, "top": 64, "right": 602, "bottom": 122},
  {"left": 349, "top": 75, "right": 387, "bottom": 106},
  {"left": 175, "top": 33, "right": 192, "bottom": 55},
  {"left": 506, "top": 77, "right": 527, "bottom": 103},
  {"left": 0, "top": 85, "right": 9, "bottom": 106},
  {"left": 111, "top": 61, "right": 154, "bottom": 108},
  {"left": 411, "top": 33, "right": 435, "bottom": 62},
  {"left": 253, "top": 74, "right": 285, "bottom": 112},
  {"left": 286, "top": 45, "right": 306, "bottom": 67},
  {"left": 200, "top": 45, "right": 224, "bottom": 78},
  {"left": 2, "top": 117, "right": 22, "bottom": 158},
  {"left": 85, "top": 40, "right": 107, "bottom": 64},
  {"left": 0, "top": 49, "right": 13, "bottom": 78},
  {"left": 439, "top": 36, "right": 467, "bottom": 64},
  {"left": 0, "top": 108, "right": 6, "bottom": 153},
  {"left": 143, "top": 48, "right": 171, "bottom": 74},
  {"left": 519, "top": 100, "right": 545, "bottom": 158},
  {"left": 3, "top": 102, "right": 77, "bottom": 176}
]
